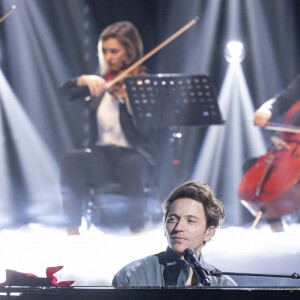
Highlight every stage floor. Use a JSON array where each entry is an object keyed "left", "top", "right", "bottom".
[{"left": 0, "top": 220, "right": 299, "bottom": 287}]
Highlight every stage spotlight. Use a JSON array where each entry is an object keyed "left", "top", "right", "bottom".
[{"left": 225, "top": 41, "right": 245, "bottom": 64}]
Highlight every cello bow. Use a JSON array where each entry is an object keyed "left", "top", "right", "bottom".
[{"left": 264, "top": 122, "right": 300, "bottom": 134}]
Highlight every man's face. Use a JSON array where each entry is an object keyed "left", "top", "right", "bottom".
[
  {"left": 102, "top": 38, "right": 129, "bottom": 74},
  {"left": 164, "top": 198, "right": 215, "bottom": 259}
]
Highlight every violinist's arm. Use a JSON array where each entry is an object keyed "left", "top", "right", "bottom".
[{"left": 77, "top": 75, "right": 106, "bottom": 97}]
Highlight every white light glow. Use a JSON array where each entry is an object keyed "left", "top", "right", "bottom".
[
  {"left": 0, "top": 223, "right": 299, "bottom": 286},
  {"left": 192, "top": 63, "right": 266, "bottom": 224},
  {"left": 0, "top": 72, "right": 13, "bottom": 226},
  {"left": 0, "top": 70, "right": 61, "bottom": 219},
  {"left": 225, "top": 41, "right": 245, "bottom": 64}
]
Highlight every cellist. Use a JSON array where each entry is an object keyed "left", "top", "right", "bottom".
[
  {"left": 244, "top": 73, "right": 300, "bottom": 230},
  {"left": 59, "top": 21, "right": 158, "bottom": 235}
]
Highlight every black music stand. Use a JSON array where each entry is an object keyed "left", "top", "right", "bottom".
[{"left": 124, "top": 73, "right": 224, "bottom": 130}]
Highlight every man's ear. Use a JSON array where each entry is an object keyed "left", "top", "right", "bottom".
[{"left": 204, "top": 226, "right": 215, "bottom": 243}]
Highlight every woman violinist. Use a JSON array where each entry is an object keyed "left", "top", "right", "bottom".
[{"left": 60, "top": 21, "right": 157, "bottom": 235}]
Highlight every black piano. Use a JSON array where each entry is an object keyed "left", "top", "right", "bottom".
[{"left": 0, "top": 286, "right": 299, "bottom": 299}]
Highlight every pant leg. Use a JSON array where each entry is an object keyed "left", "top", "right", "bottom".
[
  {"left": 113, "top": 148, "right": 151, "bottom": 230},
  {"left": 60, "top": 148, "right": 116, "bottom": 227}
]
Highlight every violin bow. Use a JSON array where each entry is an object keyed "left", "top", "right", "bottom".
[
  {"left": 105, "top": 16, "right": 199, "bottom": 90},
  {"left": 0, "top": 5, "right": 16, "bottom": 23}
]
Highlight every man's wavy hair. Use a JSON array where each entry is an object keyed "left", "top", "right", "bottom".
[{"left": 162, "top": 181, "right": 225, "bottom": 229}]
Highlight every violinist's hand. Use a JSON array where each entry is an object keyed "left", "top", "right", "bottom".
[
  {"left": 77, "top": 75, "right": 106, "bottom": 97},
  {"left": 107, "top": 83, "right": 133, "bottom": 115},
  {"left": 108, "top": 82, "right": 126, "bottom": 99},
  {"left": 254, "top": 108, "right": 272, "bottom": 127}
]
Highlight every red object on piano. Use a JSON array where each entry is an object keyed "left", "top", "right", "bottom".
[{"left": 0, "top": 266, "right": 74, "bottom": 287}]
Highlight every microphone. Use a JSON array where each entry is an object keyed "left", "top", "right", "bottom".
[{"left": 183, "top": 248, "right": 211, "bottom": 286}]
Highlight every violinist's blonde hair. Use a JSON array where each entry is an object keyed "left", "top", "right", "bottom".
[{"left": 97, "top": 21, "right": 143, "bottom": 75}]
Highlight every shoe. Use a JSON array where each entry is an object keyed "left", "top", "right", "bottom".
[
  {"left": 67, "top": 226, "right": 80, "bottom": 235},
  {"left": 130, "top": 227, "right": 143, "bottom": 234}
]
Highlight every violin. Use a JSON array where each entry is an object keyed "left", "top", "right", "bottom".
[
  {"left": 238, "top": 100, "right": 300, "bottom": 219},
  {"left": 105, "top": 65, "right": 146, "bottom": 115},
  {"left": 106, "top": 65, "right": 146, "bottom": 99}
]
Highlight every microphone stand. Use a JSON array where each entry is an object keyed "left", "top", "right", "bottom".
[{"left": 210, "top": 269, "right": 300, "bottom": 280}]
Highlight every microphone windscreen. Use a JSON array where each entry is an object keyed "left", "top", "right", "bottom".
[{"left": 183, "top": 248, "right": 195, "bottom": 262}]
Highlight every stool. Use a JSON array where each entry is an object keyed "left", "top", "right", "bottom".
[{"left": 83, "top": 182, "right": 160, "bottom": 230}]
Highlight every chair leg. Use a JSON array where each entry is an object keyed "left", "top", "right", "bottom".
[{"left": 84, "top": 188, "right": 97, "bottom": 230}]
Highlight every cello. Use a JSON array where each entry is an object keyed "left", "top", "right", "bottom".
[{"left": 238, "top": 99, "right": 300, "bottom": 220}]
